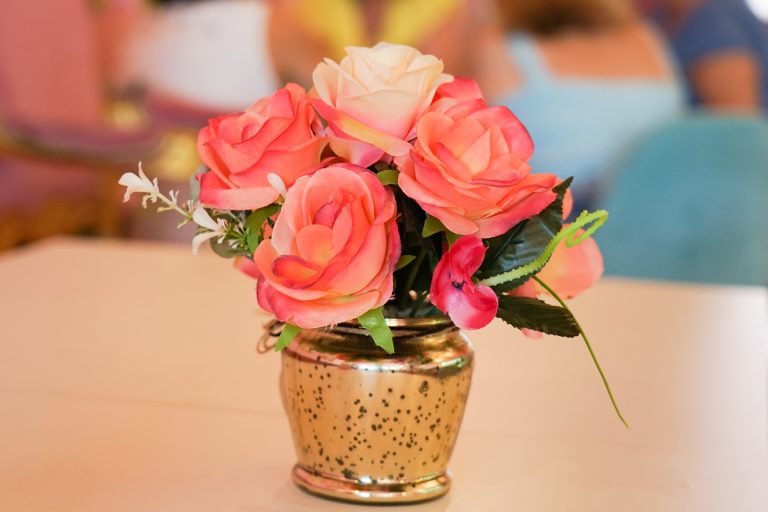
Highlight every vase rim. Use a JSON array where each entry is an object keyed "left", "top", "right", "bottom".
[{"left": 340, "top": 316, "right": 454, "bottom": 328}]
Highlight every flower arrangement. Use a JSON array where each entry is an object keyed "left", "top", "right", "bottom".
[{"left": 120, "top": 43, "right": 624, "bottom": 424}]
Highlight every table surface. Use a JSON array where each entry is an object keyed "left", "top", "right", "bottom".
[{"left": 0, "top": 238, "right": 766, "bottom": 512}]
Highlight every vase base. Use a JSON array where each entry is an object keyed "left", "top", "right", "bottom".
[{"left": 291, "top": 464, "right": 451, "bottom": 504}]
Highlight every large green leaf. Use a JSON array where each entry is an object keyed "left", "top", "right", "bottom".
[
  {"left": 358, "top": 307, "right": 394, "bottom": 354},
  {"left": 478, "top": 178, "right": 572, "bottom": 290},
  {"left": 495, "top": 294, "right": 580, "bottom": 338}
]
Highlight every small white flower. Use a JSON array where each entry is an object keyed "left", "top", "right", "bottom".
[
  {"left": 191, "top": 207, "right": 228, "bottom": 255},
  {"left": 118, "top": 162, "right": 159, "bottom": 206},
  {"left": 267, "top": 173, "right": 288, "bottom": 197}
]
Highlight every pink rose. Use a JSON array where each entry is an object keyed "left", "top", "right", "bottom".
[
  {"left": 397, "top": 98, "right": 558, "bottom": 238},
  {"left": 197, "top": 83, "right": 327, "bottom": 210},
  {"left": 430, "top": 77, "right": 485, "bottom": 114},
  {"left": 431, "top": 236, "right": 498, "bottom": 330},
  {"left": 311, "top": 43, "right": 452, "bottom": 166},
  {"left": 252, "top": 164, "right": 401, "bottom": 328}
]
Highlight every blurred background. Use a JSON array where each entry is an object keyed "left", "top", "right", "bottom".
[{"left": 0, "top": 0, "right": 766, "bottom": 285}]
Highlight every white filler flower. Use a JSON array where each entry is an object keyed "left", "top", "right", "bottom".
[
  {"left": 118, "top": 162, "right": 159, "bottom": 206},
  {"left": 191, "top": 207, "right": 228, "bottom": 255}
]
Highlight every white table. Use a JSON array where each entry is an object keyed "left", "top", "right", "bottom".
[{"left": 0, "top": 238, "right": 766, "bottom": 511}]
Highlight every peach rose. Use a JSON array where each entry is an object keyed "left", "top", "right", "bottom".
[
  {"left": 252, "top": 164, "right": 401, "bottom": 328},
  {"left": 397, "top": 98, "right": 557, "bottom": 238},
  {"left": 311, "top": 43, "right": 452, "bottom": 166},
  {"left": 197, "top": 83, "right": 326, "bottom": 210}
]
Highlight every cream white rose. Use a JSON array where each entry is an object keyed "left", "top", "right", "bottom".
[{"left": 311, "top": 42, "right": 452, "bottom": 166}]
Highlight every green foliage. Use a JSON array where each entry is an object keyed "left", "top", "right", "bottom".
[
  {"left": 376, "top": 169, "right": 400, "bottom": 186},
  {"left": 274, "top": 323, "right": 301, "bottom": 351},
  {"left": 358, "top": 307, "right": 394, "bottom": 354},
  {"left": 478, "top": 178, "right": 572, "bottom": 290},
  {"left": 209, "top": 238, "right": 240, "bottom": 258},
  {"left": 395, "top": 254, "right": 416, "bottom": 271},
  {"left": 392, "top": 190, "right": 442, "bottom": 313},
  {"left": 481, "top": 209, "right": 608, "bottom": 288},
  {"left": 422, "top": 215, "right": 446, "bottom": 238},
  {"left": 245, "top": 204, "right": 279, "bottom": 254},
  {"left": 495, "top": 295, "right": 580, "bottom": 338}
]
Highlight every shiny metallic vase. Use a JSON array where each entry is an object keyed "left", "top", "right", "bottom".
[{"left": 279, "top": 317, "right": 474, "bottom": 504}]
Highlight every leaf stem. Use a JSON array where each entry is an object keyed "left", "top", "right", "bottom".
[{"left": 533, "top": 276, "right": 629, "bottom": 428}]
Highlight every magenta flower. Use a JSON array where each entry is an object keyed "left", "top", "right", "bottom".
[{"left": 430, "top": 236, "right": 498, "bottom": 330}]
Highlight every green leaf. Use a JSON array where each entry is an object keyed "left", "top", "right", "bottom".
[
  {"left": 422, "top": 215, "right": 446, "bottom": 238},
  {"left": 376, "top": 169, "right": 400, "bottom": 186},
  {"left": 274, "top": 323, "right": 301, "bottom": 351},
  {"left": 395, "top": 254, "right": 416, "bottom": 271},
  {"left": 245, "top": 204, "right": 280, "bottom": 254},
  {"left": 209, "top": 238, "right": 246, "bottom": 259},
  {"left": 358, "top": 307, "right": 394, "bottom": 354},
  {"left": 495, "top": 294, "right": 580, "bottom": 338},
  {"left": 478, "top": 178, "right": 572, "bottom": 290}
]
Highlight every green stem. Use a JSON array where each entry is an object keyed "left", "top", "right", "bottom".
[
  {"left": 533, "top": 276, "right": 629, "bottom": 428},
  {"left": 156, "top": 191, "right": 193, "bottom": 220},
  {"left": 480, "top": 210, "right": 608, "bottom": 287},
  {"left": 399, "top": 248, "right": 426, "bottom": 309}
]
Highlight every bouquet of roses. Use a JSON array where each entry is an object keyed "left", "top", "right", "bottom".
[{"left": 120, "top": 43, "right": 623, "bottom": 423}]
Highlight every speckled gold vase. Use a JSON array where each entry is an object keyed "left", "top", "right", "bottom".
[{"left": 279, "top": 317, "right": 474, "bottom": 504}]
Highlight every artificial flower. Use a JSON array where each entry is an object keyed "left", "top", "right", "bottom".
[
  {"left": 198, "top": 83, "right": 326, "bottom": 210},
  {"left": 190, "top": 207, "right": 227, "bottom": 256},
  {"left": 430, "top": 236, "right": 498, "bottom": 329},
  {"left": 311, "top": 42, "right": 452, "bottom": 166},
  {"left": 429, "top": 77, "right": 486, "bottom": 114},
  {"left": 118, "top": 162, "right": 159, "bottom": 206},
  {"left": 251, "top": 164, "right": 401, "bottom": 328},
  {"left": 397, "top": 96, "right": 557, "bottom": 238}
]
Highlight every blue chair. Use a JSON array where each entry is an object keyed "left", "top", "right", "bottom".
[{"left": 595, "top": 115, "right": 768, "bottom": 286}]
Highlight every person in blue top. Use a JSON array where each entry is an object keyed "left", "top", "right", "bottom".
[
  {"left": 646, "top": 0, "right": 768, "bottom": 111},
  {"left": 475, "top": 0, "right": 685, "bottom": 212}
]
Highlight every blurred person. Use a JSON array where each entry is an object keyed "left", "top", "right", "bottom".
[
  {"left": 120, "top": 0, "right": 279, "bottom": 112},
  {"left": 268, "top": 0, "right": 486, "bottom": 87},
  {"left": 643, "top": 0, "right": 768, "bottom": 111},
  {"left": 477, "top": 0, "right": 685, "bottom": 212}
]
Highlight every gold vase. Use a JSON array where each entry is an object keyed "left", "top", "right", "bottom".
[{"left": 279, "top": 317, "right": 474, "bottom": 504}]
